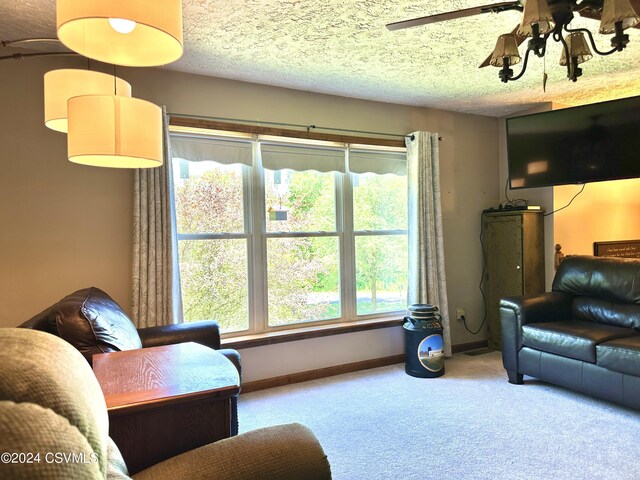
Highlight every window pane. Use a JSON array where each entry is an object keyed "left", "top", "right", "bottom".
[
  {"left": 267, "top": 236, "right": 340, "bottom": 326},
  {"left": 178, "top": 239, "right": 249, "bottom": 333},
  {"left": 353, "top": 173, "right": 407, "bottom": 231},
  {"left": 173, "top": 159, "right": 245, "bottom": 234},
  {"left": 355, "top": 235, "right": 407, "bottom": 315},
  {"left": 265, "top": 169, "right": 336, "bottom": 233}
]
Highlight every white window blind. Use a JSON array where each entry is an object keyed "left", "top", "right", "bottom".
[
  {"left": 349, "top": 148, "right": 407, "bottom": 176},
  {"left": 172, "top": 135, "right": 253, "bottom": 166},
  {"left": 260, "top": 143, "right": 345, "bottom": 173}
]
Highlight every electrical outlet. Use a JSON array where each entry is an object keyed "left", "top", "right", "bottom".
[{"left": 456, "top": 308, "right": 465, "bottom": 321}]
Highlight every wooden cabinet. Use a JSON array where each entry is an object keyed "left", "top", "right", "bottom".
[{"left": 482, "top": 211, "right": 545, "bottom": 350}]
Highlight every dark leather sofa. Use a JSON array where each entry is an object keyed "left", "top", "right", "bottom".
[
  {"left": 500, "top": 255, "right": 640, "bottom": 409},
  {"left": 19, "top": 287, "right": 241, "bottom": 434}
]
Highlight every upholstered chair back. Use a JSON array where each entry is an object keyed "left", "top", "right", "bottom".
[
  {"left": 0, "top": 328, "right": 112, "bottom": 478},
  {"left": 552, "top": 255, "right": 640, "bottom": 329}
]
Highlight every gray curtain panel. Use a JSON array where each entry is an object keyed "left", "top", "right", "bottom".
[
  {"left": 132, "top": 108, "right": 183, "bottom": 327},
  {"left": 406, "top": 131, "right": 452, "bottom": 357}
]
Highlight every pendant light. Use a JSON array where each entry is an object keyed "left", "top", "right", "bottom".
[
  {"left": 517, "top": 0, "right": 555, "bottom": 37},
  {"left": 67, "top": 95, "right": 163, "bottom": 168},
  {"left": 600, "top": 0, "right": 640, "bottom": 34},
  {"left": 559, "top": 32, "right": 593, "bottom": 81},
  {"left": 490, "top": 33, "right": 522, "bottom": 82},
  {"left": 44, "top": 69, "right": 131, "bottom": 133},
  {"left": 490, "top": 34, "right": 522, "bottom": 67},
  {"left": 56, "top": 0, "right": 183, "bottom": 67},
  {"left": 559, "top": 33, "right": 594, "bottom": 66}
]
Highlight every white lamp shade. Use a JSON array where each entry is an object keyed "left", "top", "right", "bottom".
[
  {"left": 56, "top": 0, "right": 183, "bottom": 67},
  {"left": 600, "top": 0, "right": 640, "bottom": 33},
  {"left": 67, "top": 95, "right": 163, "bottom": 168},
  {"left": 517, "top": 0, "right": 555, "bottom": 36},
  {"left": 559, "top": 32, "right": 593, "bottom": 65},
  {"left": 490, "top": 34, "right": 522, "bottom": 67},
  {"left": 44, "top": 69, "right": 131, "bottom": 133}
]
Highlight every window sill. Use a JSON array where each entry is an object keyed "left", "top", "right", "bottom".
[{"left": 221, "top": 317, "right": 404, "bottom": 350}]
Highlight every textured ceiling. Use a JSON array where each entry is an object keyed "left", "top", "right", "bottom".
[{"left": 2, "top": 0, "right": 640, "bottom": 116}]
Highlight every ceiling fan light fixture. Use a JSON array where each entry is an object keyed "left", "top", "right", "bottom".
[
  {"left": 559, "top": 32, "right": 593, "bottom": 66},
  {"left": 385, "top": 0, "right": 636, "bottom": 85},
  {"left": 517, "top": 0, "right": 555, "bottom": 37},
  {"left": 67, "top": 95, "right": 163, "bottom": 169},
  {"left": 56, "top": 0, "right": 183, "bottom": 67},
  {"left": 489, "top": 34, "right": 522, "bottom": 67},
  {"left": 599, "top": 0, "right": 640, "bottom": 34},
  {"left": 44, "top": 69, "right": 132, "bottom": 133}
]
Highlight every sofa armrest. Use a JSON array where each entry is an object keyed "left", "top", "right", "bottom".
[
  {"left": 138, "top": 321, "right": 221, "bottom": 350},
  {"left": 132, "top": 423, "right": 332, "bottom": 480},
  {"left": 500, "top": 292, "right": 573, "bottom": 327},
  {"left": 218, "top": 349, "right": 241, "bottom": 379},
  {"left": 217, "top": 348, "right": 241, "bottom": 437},
  {"left": 500, "top": 292, "right": 573, "bottom": 376}
]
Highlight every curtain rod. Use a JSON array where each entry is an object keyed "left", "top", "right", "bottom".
[
  {"left": 0, "top": 40, "right": 440, "bottom": 143},
  {"left": 0, "top": 52, "right": 79, "bottom": 61},
  {"left": 2, "top": 38, "right": 61, "bottom": 47},
  {"left": 0, "top": 38, "right": 81, "bottom": 61},
  {"left": 169, "top": 113, "right": 442, "bottom": 142}
]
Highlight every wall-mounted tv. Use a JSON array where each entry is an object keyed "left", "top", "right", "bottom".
[{"left": 506, "top": 96, "right": 640, "bottom": 190}]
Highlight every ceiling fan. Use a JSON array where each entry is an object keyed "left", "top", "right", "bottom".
[{"left": 386, "top": 0, "right": 640, "bottom": 83}]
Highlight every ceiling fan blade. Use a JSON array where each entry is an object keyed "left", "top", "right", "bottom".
[
  {"left": 478, "top": 24, "right": 527, "bottom": 68},
  {"left": 633, "top": 0, "right": 640, "bottom": 27},
  {"left": 386, "top": 1, "right": 522, "bottom": 31},
  {"left": 576, "top": 0, "right": 604, "bottom": 22},
  {"left": 576, "top": 10, "right": 602, "bottom": 22}
]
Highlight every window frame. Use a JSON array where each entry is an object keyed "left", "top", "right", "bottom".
[
  {"left": 347, "top": 154, "right": 409, "bottom": 318},
  {"left": 170, "top": 128, "right": 408, "bottom": 338}
]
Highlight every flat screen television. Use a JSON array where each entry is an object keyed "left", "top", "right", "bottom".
[{"left": 506, "top": 95, "right": 640, "bottom": 190}]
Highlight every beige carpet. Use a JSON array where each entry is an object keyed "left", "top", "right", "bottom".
[{"left": 239, "top": 351, "right": 640, "bottom": 480}]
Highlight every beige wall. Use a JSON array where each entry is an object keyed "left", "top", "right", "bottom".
[
  {"left": 0, "top": 59, "right": 133, "bottom": 325},
  {"left": 0, "top": 58, "right": 499, "bottom": 381},
  {"left": 554, "top": 178, "right": 640, "bottom": 257}
]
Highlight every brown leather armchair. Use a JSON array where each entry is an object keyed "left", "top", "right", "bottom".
[{"left": 19, "top": 287, "right": 241, "bottom": 435}]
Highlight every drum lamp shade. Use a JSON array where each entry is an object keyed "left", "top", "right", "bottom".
[
  {"left": 67, "top": 95, "right": 163, "bottom": 168},
  {"left": 56, "top": 0, "right": 183, "bottom": 67},
  {"left": 44, "top": 69, "right": 132, "bottom": 133}
]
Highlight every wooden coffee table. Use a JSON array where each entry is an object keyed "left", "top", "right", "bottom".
[{"left": 93, "top": 342, "right": 240, "bottom": 474}]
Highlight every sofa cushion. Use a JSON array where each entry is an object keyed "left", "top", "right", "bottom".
[
  {"left": 596, "top": 336, "right": 640, "bottom": 377},
  {"left": 521, "top": 320, "right": 637, "bottom": 363},
  {"left": 573, "top": 297, "right": 640, "bottom": 330},
  {"left": 21, "top": 287, "right": 142, "bottom": 364}
]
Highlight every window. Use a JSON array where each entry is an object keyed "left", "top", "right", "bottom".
[{"left": 171, "top": 130, "right": 407, "bottom": 335}]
